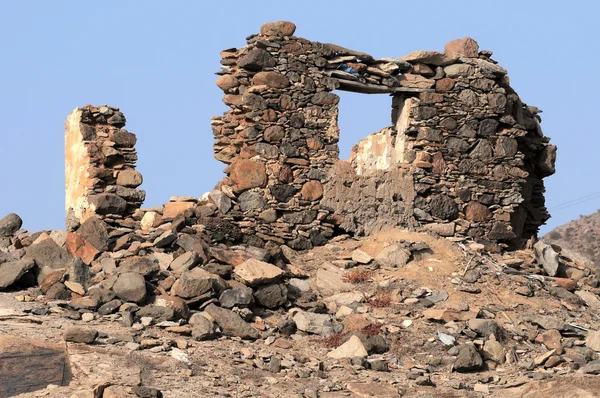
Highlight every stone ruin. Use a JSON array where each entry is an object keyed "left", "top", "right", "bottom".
[{"left": 64, "top": 21, "right": 556, "bottom": 254}]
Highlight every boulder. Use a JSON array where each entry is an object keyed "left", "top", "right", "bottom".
[
  {"left": 293, "top": 310, "right": 334, "bottom": 335},
  {"left": 204, "top": 304, "right": 259, "bottom": 340},
  {"left": 119, "top": 256, "right": 159, "bottom": 276},
  {"left": 219, "top": 288, "right": 253, "bottom": 308},
  {"left": 64, "top": 327, "right": 98, "bottom": 344},
  {"left": 238, "top": 48, "right": 276, "bottom": 71},
  {"left": 112, "top": 272, "right": 147, "bottom": 304},
  {"left": 253, "top": 284, "right": 288, "bottom": 309},
  {"left": 260, "top": 21, "right": 296, "bottom": 37},
  {"left": 327, "top": 335, "right": 368, "bottom": 359},
  {"left": 0, "top": 213, "right": 22, "bottom": 237},
  {"left": 0, "top": 258, "right": 35, "bottom": 289},
  {"left": 534, "top": 241, "right": 560, "bottom": 277},
  {"left": 26, "top": 239, "right": 72, "bottom": 269},
  {"left": 375, "top": 245, "right": 410, "bottom": 268},
  {"left": 233, "top": 258, "right": 284, "bottom": 286},
  {"left": 171, "top": 268, "right": 223, "bottom": 299},
  {"left": 88, "top": 193, "right": 127, "bottom": 215},
  {"left": 454, "top": 344, "right": 483, "bottom": 372},
  {"left": 0, "top": 335, "right": 69, "bottom": 396},
  {"left": 444, "top": 37, "right": 479, "bottom": 57},
  {"left": 314, "top": 266, "right": 353, "bottom": 296}
]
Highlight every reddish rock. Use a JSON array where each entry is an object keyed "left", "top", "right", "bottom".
[
  {"left": 66, "top": 232, "right": 99, "bottom": 265},
  {"left": 278, "top": 164, "right": 293, "bottom": 183},
  {"left": 554, "top": 278, "right": 578, "bottom": 292},
  {"left": 260, "top": 21, "right": 296, "bottom": 37},
  {"left": 252, "top": 72, "right": 290, "bottom": 89},
  {"left": 230, "top": 159, "right": 267, "bottom": 193},
  {"left": 216, "top": 75, "right": 239, "bottom": 91},
  {"left": 445, "top": 37, "right": 480, "bottom": 57},
  {"left": 464, "top": 202, "right": 492, "bottom": 222},
  {"left": 435, "top": 77, "right": 455, "bottom": 92},
  {"left": 264, "top": 126, "right": 285, "bottom": 142},
  {"left": 40, "top": 270, "right": 64, "bottom": 294},
  {"left": 301, "top": 181, "right": 324, "bottom": 201}
]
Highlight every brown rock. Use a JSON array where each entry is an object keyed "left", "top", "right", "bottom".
[
  {"left": 401, "top": 50, "right": 460, "bottom": 66},
  {"left": 252, "top": 72, "right": 290, "bottom": 89},
  {"left": 163, "top": 201, "right": 195, "bottom": 219},
  {"left": 0, "top": 335, "right": 69, "bottom": 396},
  {"left": 216, "top": 75, "right": 239, "bottom": 91},
  {"left": 260, "top": 21, "right": 296, "bottom": 37},
  {"left": 397, "top": 74, "right": 435, "bottom": 89},
  {"left": 116, "top": 169, "right": 143, "bottom": 187},
  {"left": 230, "top": 159, "right": 268, "bottom": 193},
  {"left": 301, "top": 180, "right": 323, "bottom": 201},
  {"left": 435, "top": 77, "right": 455, "bottom": 92},
  {"left": 41, "top": 270, "right": 65, "bottom": 294},
  {"left": 536, "top": 329, "right": 563, "bottom": 354},
  {"left": 464, "top": 202, "right": 492, "bottom": 222},
  {"left": 445, "top": 37, "right": 480, "bottom": 57}
]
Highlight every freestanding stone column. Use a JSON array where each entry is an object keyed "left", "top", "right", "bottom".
[{"left": 65, "top": 105, "right": 145, "bottom": 231}]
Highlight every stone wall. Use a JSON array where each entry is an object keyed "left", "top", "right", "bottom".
[
  {"left": 209, "top": 22, "right": 556, "bottom": 249},
  {"left": 63, "top": 22, "right": 556, "bottom": 250},
  {"left": 65, "top": 105, "right": 145, "bottom": 231}
]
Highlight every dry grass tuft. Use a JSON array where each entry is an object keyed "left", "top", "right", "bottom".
[
  {"left": 310, "top": 332, "right": 347, "bottom": 348},
  {"left": 342, "top": 269, "right": 373, "bottom": 284},
  {"left": 369, "top": 291, "right": 392, "bottom": 308}
]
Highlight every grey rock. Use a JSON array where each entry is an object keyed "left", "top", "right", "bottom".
[
  {"left": 191, "top": 314, "right": 216, "bottom": 341},
  {"left": 468, "top": 319, "right": 500, "bottom": 337},
  {"left": 112, "top": 272, "right": 147, "bottom": 304},
  {"left": 204, "top": 304, "right": 259, "bottom": 340},
  {"left": 454, "top": 344, "right": 483, "bottom": 372},
  {"left": 64, "top": 327, "right": 98, "bottom": 344},
  {"left": 293, "top": 310, "right": 334, "bottom": 335},
  {"left": 98, "top": 299, "right": 122, "bottom": 315},
  {"left": 171, "top": 268, "right": 223, "bottom": 299},
  {"left": 238, "top": 191, "right": 267, "bottom": 212},
  {"left": 88, "top": 193, "right": 127, "bottom": 215},
  {"left": 208, "top": 190, "right": 232, "bottom": 214},
  {"left": 0, "top": 258, "right": 35, "bottom": 289},
  {"left": 0, "top": 213, "right": 22, "bottom": 237},
  {"left": 253, "top": 284, "right": 288, "bottom": 309},
  {"left": 238, "top": 48, "right": 276, "bottom": 71},
  {"left": 169, "top": 252, "right": 200, "bottom": 274},
  {"left": 429, "top": 194, "right": 458, "bottom": 220},
  {"left": 26, "top": 239, "right": 73, "bottom": 269},
  {"left": 534, "top": 241, "right": 560, "bottom": 277},
  {"left": 76, "top": 216, "right": 109, "bottom": 251},
  {"left": 219, "top": 288, "right": 253, "bottom": 308},
  {"left": 119, "top": 256, "right": 159, "bottom": 277}
]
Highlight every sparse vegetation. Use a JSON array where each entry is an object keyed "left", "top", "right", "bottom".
[
  {"left": 311, "top": 332, "right": 346, "bottom": 348},
  {"left": 369, "top": 290, "right": 392, "bottom": 308},
  {"left": 342, "top": 269, "right": 373, "bottom": 284}
]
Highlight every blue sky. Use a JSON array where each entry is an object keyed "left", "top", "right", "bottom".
[{"left": 1, "top": 1, "right": 598, "bottom": 234}]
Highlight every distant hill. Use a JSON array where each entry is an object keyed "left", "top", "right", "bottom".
[{"left": 542, "top": 210, "right": 600, "bottom": 266}]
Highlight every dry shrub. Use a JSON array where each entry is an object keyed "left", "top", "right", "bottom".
[
  {"left": 310, "top": 332, "right": 347, "bottom": 348},
  {"left": 369, "top": 291, "right": 392, "bottom": 308},
  {"left": 342, "top": 269, "right": 373, "bottom": 284},
  {"left": 361, "top": 322, "right": 383, "bottom": 336}
]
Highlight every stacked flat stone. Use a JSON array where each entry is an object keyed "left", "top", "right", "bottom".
[
  {"left": 210, "top": 22, "right": 555, "bottom": 249},
  {"left": 65, "top": 105, "right": 145, "bottom": 231}
]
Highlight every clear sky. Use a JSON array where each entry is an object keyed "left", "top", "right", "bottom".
[{"left": 1, "top": 0, "right": 598, "bottom": 234}]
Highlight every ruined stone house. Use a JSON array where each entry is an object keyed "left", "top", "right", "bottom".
[{"left": 64, "top": 21, "right": 556, "bottom": 251}]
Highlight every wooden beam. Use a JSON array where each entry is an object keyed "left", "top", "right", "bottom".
[{"left": 334, "top": 78, "right": 434, "bottom": 94}]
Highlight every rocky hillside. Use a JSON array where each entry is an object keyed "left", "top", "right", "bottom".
[{"left": 543, "top": 210, "right": 600, "bottom": 266}]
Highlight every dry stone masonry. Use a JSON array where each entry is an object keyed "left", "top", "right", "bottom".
[
  {"left": 65, "top": 105, "right": 145, "bottom": 232},
  {"left": 210, "top": 22, "right": 556, "bottom": 249},
  {"left": 62, "top": 22, "right": 556, "bottom": 252}
]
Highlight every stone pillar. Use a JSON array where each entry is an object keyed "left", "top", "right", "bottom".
[{"left": 65, "top": 105, "right": 145, "bottom": 231}]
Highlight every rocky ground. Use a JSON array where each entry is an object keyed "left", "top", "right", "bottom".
[{"left": 3, "top": 222, "right": 600, "bottom": 397}]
